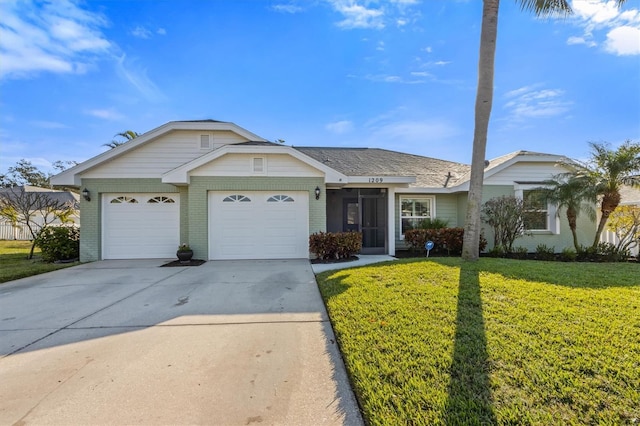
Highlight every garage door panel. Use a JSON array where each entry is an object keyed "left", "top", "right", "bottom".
[
  {"left": 103, "top": 193, "right": 179, "bottom": 259},
  {"left": 209, "top": 191, "right": 308, "bottom": 260}
]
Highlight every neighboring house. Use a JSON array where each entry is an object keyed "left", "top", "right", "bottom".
[
  {"left": 601, "top": 185, "right": 640, "bottom": 256},
  {"left": 0, "top": 186, "right": 80, "bottom": 240},
  {"left": 51, "top": 120, "right": 592, "bottom": 261}
]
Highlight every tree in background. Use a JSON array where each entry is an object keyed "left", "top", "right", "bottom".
[
  {"left": 481, "top": 195, "right": 528, "bottom": 253},
  {"left": 0, "top": 187, "right": 77, "bottom": 259},
  {"left": 606, "top": 205, "right": 640, "bottom": 256},
  {"left": 583, "top": 140, "right": 640, "bottom": 248},
  {"left": 461, "top": 0, "right": 627, "bottom": 261},
  {"left": 539, "top": 174, "right": 597, "bottom": 252},
  {"left": 0, "top": 159, "right": 51, "bottom": 188},
  {"left": 103, "top": 130, "right": 140, "bottom": 149}
]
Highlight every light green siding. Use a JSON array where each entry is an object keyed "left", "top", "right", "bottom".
[
  {"left": 79, "top": 178, "right": 181, "bottom": 262},
  {"left": 188, "top": 176, "right": 325, "bottom": 259}
]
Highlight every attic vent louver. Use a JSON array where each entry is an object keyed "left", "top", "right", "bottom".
[{"left": 200, "top": 135, "right": 211, "bottom": 149}]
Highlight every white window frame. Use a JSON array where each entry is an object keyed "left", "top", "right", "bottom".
[
  {"left": 514, "top": 184, "right": 559, "bottom": 234},
  {"left": 399, "top": 196, "right": 435, "bottom": 239}
]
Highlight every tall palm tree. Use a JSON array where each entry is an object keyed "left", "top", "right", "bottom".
[
  {"left": 540, "top": 174, "right": 597, "bottom": 251},
  {"left": 103, "top": 130, "right": 140, "bottom": 149},
  {"left": 461, "top": 0, "right": 627, "bottom": 261},
  {"left": 586, "top": 140, "right": 640, "bottom": 247}
]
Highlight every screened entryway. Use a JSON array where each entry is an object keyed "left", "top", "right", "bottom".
[{"left": 326, "top": 188, "right": 387, "bottom": 254}]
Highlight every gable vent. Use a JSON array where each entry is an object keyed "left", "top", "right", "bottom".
[
  {"left": 253, "top": 157, "right": 264, "bottom": 173},
  {"left": 200, "top": 134, "right": 211, "bottom": 149}
]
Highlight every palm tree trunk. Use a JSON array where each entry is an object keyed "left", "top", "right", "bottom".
[
  {"left": 593, "top": 191, "right": 621, "bottom": 247},
  {"left": 566, "top": 207, "right": 579, "bottom": 251},
  {"left": 462, "top": 0, "right": 500, "bottom": 261}
]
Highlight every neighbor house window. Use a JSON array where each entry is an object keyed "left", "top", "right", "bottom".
[
  {"left": 252, "top": 157, "right": 265, "bottom": 173},
  {"left": 200, "top": 135, "right": 212, "bottom": 150},
  {"left": 400, "top": 196, "right": 434, "bottom": 237},
  {"left": 522, "top": 189, "right": 548, "bottom": 231}
]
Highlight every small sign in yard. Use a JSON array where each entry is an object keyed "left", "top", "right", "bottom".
[{"left": 425, "top": 240, "right": 434, "bottom": 257}]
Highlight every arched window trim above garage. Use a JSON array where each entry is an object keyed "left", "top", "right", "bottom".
[
  {"left": 148, "top": 196, "right": 176, "bottom": 204},
  {"left": 110, "top": 196, "right": 138, "bottom": 204},
  {"left": 267, "top": 195, "right": 294, "bottom": 202},
  {"left": 223, "top": 195, "right": 251, "bottom": 202}
]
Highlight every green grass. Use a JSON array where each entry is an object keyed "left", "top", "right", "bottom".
[
  {"left": 0, "top": 240, "right": 79, "bottom": 284},
  {"left": 317, "top": 258, "right": 640, "bottom": 425}
]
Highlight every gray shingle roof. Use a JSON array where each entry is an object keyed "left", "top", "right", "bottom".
[
  {"left": 0, "top": 186, "right": 79, "bottom": 208},
  {"left": 294, "top": 147, "right": 471, "bottom": 188}
]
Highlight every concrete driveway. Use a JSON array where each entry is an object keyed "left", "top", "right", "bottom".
[{"left": 0, "top": 259, "right": 363, "bottom": 425}]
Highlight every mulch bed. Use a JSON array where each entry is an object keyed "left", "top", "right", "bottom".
[
  {"left": 161, "top": 259, "right": 207, "bottom": 267},
  {"left": 310, "top": 256, "right": 359, "bottom": 264}
]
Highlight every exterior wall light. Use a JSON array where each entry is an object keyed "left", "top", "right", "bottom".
[
  {"left": 315, "top": 186, "right": 321, "bottom": 200},
  {"left": 82, "top": 188, "right": 91, "bottom": 202}
]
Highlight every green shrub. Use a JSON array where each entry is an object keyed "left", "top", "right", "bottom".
[
  {"left": 596, "top": 242, "right": 630, "bottom": 262},
  {"left": 535, "top": 244, "right": 555, "bottom": 261},
  {"left": 487, "top": 245, "right": 506, "bottom": 258},
  {"left": 418, "top": 217, "right": 449, "bottom": 229},
  {"left": 511, "top": 246, "right": 529, "bottom": 260},
  {"left": 559, "top": 247, "right": 577, "bottom": 262},
  {"left": 404, "top": 228, "right": 487, "bottom": 255},
  {"left": 309, "top": 231, "right": 362, "bottom": 260},
  {"left": 35, "top": 226, "right": 80, "bottom": 263}
]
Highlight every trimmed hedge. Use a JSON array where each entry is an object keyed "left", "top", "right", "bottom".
[
  {"left": 309, "top": 231, "right": 362, "bottom": 260},
  {"left": 404, "top": 227, "right": 487, "bottom": 255}
]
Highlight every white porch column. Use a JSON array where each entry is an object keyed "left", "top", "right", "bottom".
[{"left": 387, "top": 187, "right": 395, "bottom": 256}]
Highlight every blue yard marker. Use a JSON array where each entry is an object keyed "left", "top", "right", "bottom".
[{"left": 425, "top": 240, "right": 434, "bottom": 257}]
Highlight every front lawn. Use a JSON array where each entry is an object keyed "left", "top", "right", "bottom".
[
  {"left": 0, "top": 240, "right": 79, "bottom": 284},
  {"left": 317, "top": 258, "right": 640, "bottom": 425}
]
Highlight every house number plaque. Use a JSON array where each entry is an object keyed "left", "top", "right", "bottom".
[{"left": 368, "top": 177, "right": 384, "bottom": 183}]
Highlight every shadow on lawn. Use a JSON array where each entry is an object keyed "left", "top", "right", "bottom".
[{"left": 443, "top": 262, "right": 496, "bottom": 424}]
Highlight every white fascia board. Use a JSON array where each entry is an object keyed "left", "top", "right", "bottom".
[
  {"left": 162, "top": 144, "right": 348, "bottom": 184},
  {"left": 50, "top": 121, "right": 267, "bottom": 187},
  {"left": 346, "top": 176, "right": 416, "bottom": 184},
  {"left": 395, "top": 186, "right": 459, "bottom": 194}
]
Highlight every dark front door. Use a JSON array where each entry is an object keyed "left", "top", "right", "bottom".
[{"left": 360, "top": 196, "right": 386, "bottom": 254}]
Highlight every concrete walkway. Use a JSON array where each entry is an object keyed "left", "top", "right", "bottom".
[
  {"left": 0, "top": 259, "right": 363, "bottom": 425},
  {"left": 311, "top": 255, "right": 397, "bottom": 274}
]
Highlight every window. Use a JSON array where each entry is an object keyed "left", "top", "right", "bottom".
[
  {"left": 522, "top": 190, "right": 548, "bottom": 231},
  {"left": 148, "top": 196, "right": 175, "bottom": 204},
  {"left": 110, "top": 196, "right": 138, "bottom": 204},
  {"left": 223, "top": 195, "right": 251, "bottom": 202},
  {"left": 267, "top": 195, "right": 294, "bottom": 202},
  {"left": 400, "top": 196, "right": 434, "bottom": 237}
]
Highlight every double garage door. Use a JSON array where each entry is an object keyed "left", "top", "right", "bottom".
[{"left": 102, "top": 191, "right": 308, "bottom": 260}]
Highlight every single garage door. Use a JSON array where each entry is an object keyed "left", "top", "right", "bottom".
[
  {"left": 209, "top": 191, "right": 309, "bottom": 260},
  {"left": 103, "top": 193, "right": 180, "bottom": 259}
]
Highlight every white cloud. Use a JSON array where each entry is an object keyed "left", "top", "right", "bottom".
[
  {"left": 30, "top": 120, "right": 69, "bottom": 129},
  {"left": 605, "top": 25, "right": 640, "bottom": 55},
  {"left": 326, "top": 120, "right": 354, "bottom": 134},
  {"left": 157, "top": 28, "right": 167, "bottom": 35},
  {"left": 567, "top": 0, "right": 640, "bottom": 56},
  {"left": 329, "top": 1, "right": 385, "bottom": 29},
  {"left": 84, "top": 108, "right": 124, "bottom": 120},
  {"left": 503, "top": 85, "right": 572, "bottom": 120},
  {"left": 0, "top": 0, "right": 111, "bottom": 79},
  {"left": 376, "top": 41, "right": 385, "bottom": 51},
  {"left": 131, "top": 26, "right": 152, "bottom": 39},
  {"left": 271, "top": 3, "right": 304, "bottom": 13},
  {"left": 115, "top": 54, "right": 165, "bottom": 101},
  {"left": 364, "top": 73, "right": 426, "bottom": 83}
]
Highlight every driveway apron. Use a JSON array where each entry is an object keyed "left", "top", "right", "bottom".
[{"left": 0, "top": 259, "right": 363, "bottom": 425}]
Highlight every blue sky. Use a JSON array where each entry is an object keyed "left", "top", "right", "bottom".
[{"left": 1, "top": 0, "right": 639, "bottom": 175}]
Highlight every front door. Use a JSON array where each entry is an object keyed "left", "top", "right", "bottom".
[{"left": 360, "top": 196, "right": 386, "bottom": 254}]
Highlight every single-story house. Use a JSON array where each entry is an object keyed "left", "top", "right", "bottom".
[
  {"left": 51, "top": 120, "right": 594, "bottom": 261},
  {"left": 0, "top": 185, "right": 79, "bottom": 240}
]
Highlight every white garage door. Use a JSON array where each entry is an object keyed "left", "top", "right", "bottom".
[
  {"left": 209, "top": 191, "right": 309, "bottom": 260},
  {"left": 103, "top": 193, "right": 180, "bottom": 259}
]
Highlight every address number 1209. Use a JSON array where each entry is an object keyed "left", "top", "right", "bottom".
[{"left": 369, "top": 177, "right": 384, "bottom": 183}]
